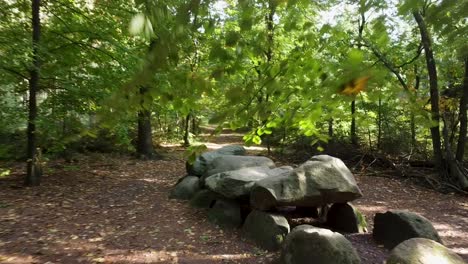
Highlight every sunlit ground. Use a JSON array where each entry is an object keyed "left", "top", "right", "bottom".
[
  {"left": 160, "top": 132, "right": 268, "bottom": 152},
  {"left": 353, "top": 185, "right": 468, "bottom": 259}
]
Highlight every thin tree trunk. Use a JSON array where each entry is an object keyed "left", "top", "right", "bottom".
[
  {"left": 456, "top": 57, "right": 468, "bottom": 162},
  {"left": 137, "top": 109, "right": 155, "bottom": 159},
  {"left": 377, "top": 97, "right": 382, "bottom": 150},
  {"left": 281, "top": 121, "right": 287, "bottom": 155},
  {"left": 410, "top": 114, "right": 416, "bottom": 151},
  {"left": 25, "top": 0, "right": 41, "bottom": 186},
  {"left": 351, "top": 100, "right": 358, "bottom": 145},
  {"left": 442, "top": 114, "right": 468, "bottom": 189},
  {"left": 413, "top": 11, "right": 443, "bottom": 171},
  {"left": 190, "top": 113, "right": 198, "bottom": 134},
  {"left": 350, "top": 11, "right": 365, "bottom": 146},
  {"left": 411, "top": 65, "right": 420, "bottom": 151},
  {"left": 261, "top": 2, "right": 276, "bottom": 156},
  {"left": 367, "top": 128, "right": 373, "bottom": 151},
  {"left": 183, "top": 112, "right": 190, "bottom": 146},
  {"left": 136, "top": 87, "right": 155, "bottom": 159}
]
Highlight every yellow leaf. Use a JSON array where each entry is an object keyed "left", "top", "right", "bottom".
[{"left": 339, "top": 76, "right": 370, "bottom": 96}]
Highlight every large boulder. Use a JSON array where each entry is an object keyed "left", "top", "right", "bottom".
[
  {"left": 326, "top": 203, "right": 367, "bottom": 233},
  {"left": 280, "top": 225, "right": 361, "bottom": 264},
  {"left": 204, "top": 155, "right": 276, "bottom": 178},
  {"left": 189, "top": 189, "right": 221, "bottom": 208},
  {"left": 169, "top": 176, "right": 200, "bottom": 200},
  {"left": 205, "top": 166, "right": 293, "bottom": 199},
  {"left": 251, "top": 155, "right": 362, "bottom": 210},
  {"left": 373, "top": 210, "right": 442, "bottom": 249},
  {"left": 387, "top": 238, "right": 466, "bottom": 264},
  {"left": 242, "top": 210, "right": 290, "bottom": 251},
  {"left": 187, "top": 145, "right": 246, "bottom": 176},
  {"left": 207, "top": 199, "right": 242, "bottom": 228}
]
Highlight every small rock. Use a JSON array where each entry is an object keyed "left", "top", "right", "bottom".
[
  {"left": 169, "top": 176, "right": 200, "bottom": 200},
  {"left": 373, "top": 210, "right": 441, "bottom": 249},
  {"left": 387, "top": 238, "right": 466, "bottom": 264},
  {"left": 280, "top": 225, "right": 361, "bottom": 264},
  {"left": 326, "top": 203, "right": 366, "bottom": 233},
  {"left": 242, "top": 210, "right": 290, "bottom": 251},
  {"left": 207, "top": 199, "right": 242, "bottom": 228},
  {"left": 189, "top": 190, "right": 220, "bottom": 208}
]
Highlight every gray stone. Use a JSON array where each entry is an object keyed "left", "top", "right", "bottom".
[
  {"left": 207, "top": 199, "right": 242, "bottom": 228},
  {"left": 326, "top": 203, "right": 367, "bottom": 233},
  {"left": 187, "top": 145, "right": 246, "bottom": 176},
  {"left": 373, "top": 210, "right": 442, "bottom": 249},
  {"left": 270, "top": 166, "right": 294, "bottom": 174},
  {"left": 169, "top": 176, "right": 200, "bottom": 200},
  {"left": 387, "top": 238, "right": 466, "bottom": 264},
  {"left": 250, "top": 155, "right": 362, "bottom": 210},
  {"left": 242, "top": 210, "right": 290, "bottom": 251},
  {"left": 204, "top": 155, "right": 275, "bottom": 178},
  {"left": 189, "top": 189, "right": 220, "bottom": 208},
  {"left": 280, "top": 225, "right": 361, "bottom": 264},
  {"left": 205, "top": 166, "right": 293, "bottom": 199}
]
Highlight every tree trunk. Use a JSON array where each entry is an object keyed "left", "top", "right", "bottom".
[
  {"left": 328, "top": 118, "right": 333, "bottom": 139},
  {"left": 190, "top": 113, "right": 198, "bottom": 135},
  {"left": 25, "top": 0, "right": 41, "bottom": 186},
  {"left": 136, "top": 87, "right": 155, "bottom": 159},
  {"left": 183, "top": 112, "right": 190, "bottom": 146},
  {"left": 411, "top": 65, "right": 420, "bottom": 151},
  {"left": 442, "top": 114, "right": 468, "bottom": 190},
  {"left": 351, "top": 100, "right": 358, "bottom": 145},
  {"left": 377, "top": 97, "right": 382, "bottom": 150},
  {"left": 350, "top": 12, "right": 365, "bottom": 146},
  {"left": 137, "top": 109, "right": 155, "bottom": 159},
  {"left": 413, "top": 11, "right": 443, "bottom": 171},
  {"left": 410, "top": 113, "right": 416, "bottom": 151},
  {"left": 456, "top": 57, "right": 468, "bottom": 162}
]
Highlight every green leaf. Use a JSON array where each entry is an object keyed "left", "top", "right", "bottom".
[
  {"left": 348, "top": 49, "right": 364, "bottom": 65},
  {"left": 252, "top": 135, "right": 262, "bottom": 145},
  {"left": 225, "top": 31, "right": 241, "bottom": 47},
  {"left": 185, "top": 144, "right": 208, "bottom": 164}
]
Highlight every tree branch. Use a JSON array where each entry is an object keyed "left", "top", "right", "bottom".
[
  {"left": 395, "top": 44, "right": 423, "bottom": 68},
  {"left": 49, "top": 30, "right": 128, "bottom": 69},
  {"left": 1, "top": 66, "right": 29, "bottom": 80},
  {"left": 360, "top": 38, "right": 408, "bottom": 90}
]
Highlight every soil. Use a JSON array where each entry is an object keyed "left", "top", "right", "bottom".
[{"left": 1, "top": 132, "right": 467, "bottom": 264}]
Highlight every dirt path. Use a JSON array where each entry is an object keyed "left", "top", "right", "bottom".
[
  {"left": 0, "top": 151, "right": 275, "bottom": 264},
  {"left": 0, "top": 133, "right": 467, "bottom": 263}
]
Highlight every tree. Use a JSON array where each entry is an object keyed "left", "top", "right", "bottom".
[
  {"left": 456, "top": 57, "right": 467, "bottom": 162},
  {"left": 406, "top": 1, "right": 467, "bottom": 189},
  {"left": 136, "top": 85, "right": 156, "bottom": 159},
  {"left": 25, "top": 0, "right": 42, "bottom": 186},
  {"left": 413, "top": 9, "right": 443, "bottom": 171}
]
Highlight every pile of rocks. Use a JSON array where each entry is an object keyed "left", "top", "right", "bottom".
[{"left": 170, "top": 145, "right": 465, "bottom": 264}]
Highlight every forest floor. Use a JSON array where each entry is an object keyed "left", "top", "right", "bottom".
[{"left": 0, "top": 131, "right": 467, "bottom": 264}]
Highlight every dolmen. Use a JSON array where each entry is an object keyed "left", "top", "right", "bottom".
[
  {"left": 177, "top": 145, "right": 363, "bottom": 210},
  {"left": 171, "top": 145, "right": 468, "bottom": 264},
  {"left": 173, "top": 146, "right": 364, "bottom": 253}
]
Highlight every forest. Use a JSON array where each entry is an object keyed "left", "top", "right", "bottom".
[{"left": 0, "top": 0, "right": 467, "bottom": 263}]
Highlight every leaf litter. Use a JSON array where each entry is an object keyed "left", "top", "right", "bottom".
[{"left": 0, "top": 138, "right": 467, "bottom": 263}]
